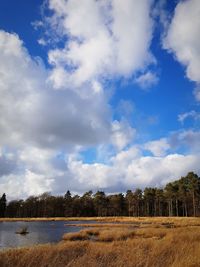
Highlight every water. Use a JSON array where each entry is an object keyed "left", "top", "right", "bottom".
[{"left": 0, "top": 220, "right": 88, "bottom": 249}]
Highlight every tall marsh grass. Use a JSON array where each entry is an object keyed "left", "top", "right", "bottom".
[{"left": 1, "top": 217, "right": 200, "bottom": 267}]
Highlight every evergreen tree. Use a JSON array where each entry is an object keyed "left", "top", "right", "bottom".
[
  {"left": 64, "top": 190, "right": 73, "bottom": 217},
  {"left": 0, "top": 193, "right": 6, "bottom": 217},
  {"left": 2, "top": 172, "right": 200, "bottom": 218}
]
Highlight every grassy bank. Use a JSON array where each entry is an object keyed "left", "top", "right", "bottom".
[
  {"left": 1, "top": 216, "right": 200, "bottom": 224},
  {"left": 1, "top": 218, "right": 200, "bottom": 267}
]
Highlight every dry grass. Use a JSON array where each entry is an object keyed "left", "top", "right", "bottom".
[
  {"left": 63, "top": 228, "right": 99, "bottom": 241},
  {"left": 1, "top": 216, "right": 200, "bottom": 226},
  {"left": 66, "top": 223, "right": 137, "bottom": 228},
  {"left": 98, "top": 228, "right": 135, "bottom": 242},
  {"left": 1, "top": 217, "right": 200, "bottom": 267},
  {"left": 63, "top": 227, "right": 135, "bottom": 242}
]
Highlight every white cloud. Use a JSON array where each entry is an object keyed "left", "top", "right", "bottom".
[
  {"left": 135, "top": 71, "right": 158, "bottom": 89},
  {"left": 111, "top": 120, "right": 136, "bottom": 151},
  {"left": 144, "top": 138, "right": 170, "bottom": 157},
  {"left": 193, "top": 86, "right": 200, "bottom": 102},
  {"left": 24, "top": 170, "right": 53, "bottom": 196},
  {"left": 19, "top": 147, "right": 56, "bottom": 175},
  {"left": 45, "top": 0, "right": 155, "bottom": 88},
  {"left": 124, "top": 153, "right": 200, "bottom": 188},
  {"left": 164, "top": 0, "right": 200, "bottom": 85},
  {"left": 0, "top": 170, "right": 53, "bottom": 199},
  {"left": 37, "top": 38, "right": 47, "bottom": 46},
  {"left": 2, "top": 1, "right": 200, "bottom": 200},
  {"left": 178, "top": 110, "right": 200, "bottom": 124},
  {"left": 0, "top": 29, "right": 111, "bottom": 199},
  {"left": 0, "top": 31, "right": 44, "bottom": 147},
  {"left": 1, "top": 131, "right": 200, "bottom": 198},
  {"left": 153, "top": 0, "right": 169, "bottom": 32},
  {"left": 0, "top": 23, "right": 149, "bottom": 199},
  {"left": 0, "top": 30, "right": 111, "bottom": 149},
  {"left": 63, "top": 150, "right": 200, "bottom": 193},
  {"left": 111, "top": 146, "right": 141, "bottom": 166},
  {"left": 68, "top": 159, "right": 113, "bottom": 190},
  {"left": 169, "top": 130, "right": 200, "bottom": 154}
]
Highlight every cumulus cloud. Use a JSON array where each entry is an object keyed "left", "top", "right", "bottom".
[
  {"left": 169, "top": 130, "right": 200, "bottom": 155},
  {"left": 0, "top": 170, "right": 54, "bottom": 199},
  {"left": 124, "top": 153, "right": 200, "bottom": 188},
  {"left": 45, "top": 0, "right": 155, "bottom": 88},
  {"left": 2, "top": 132, "right": 200, "bottom": 199},
  {"left": 111, "top": 120, "right": 136, "bottom": 151},
  {"left": 0, "top": 29, "right": 111, "bottom": 198},
  {"left": 144, "top": 138, "right": 170, "bottom": 157},
  {"left": 163, "top": 0, "right": 200, "bottom": 87},
  {"left": 61, "top": 151, "right": 200, "bottom": 193},
  {"left": 0, "top": 30, "right": 111, "bottom": 149},
  {"left": 0, "top": 28, "right": 141, "bottom": 199},
  {"left": 0, "top": 0, "right": 156, "bottom": 198},
  {"left": 2, "top": 1, "right": 200, "bottom": 200}
]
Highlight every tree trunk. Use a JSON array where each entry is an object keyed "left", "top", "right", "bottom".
[
  {"left": 158, "top": 200, "right": 161, "bottom": 216},
  {"left": 184, "top": 202, "right": 188, "bottom": 217},
  {"left": 168, "top": 200, "right": 171, "bottom": 217},
  {"left": 169, "top": 199, "right": 173, "bottom": 216},
  {"left": 128, "top": 201, "right": 131, "bottom": 217},
  {"left": 193, "top": 191, "right": 196, "bottom": 217},
  {"left": 176, "top": 199, "right": 178, "bottom": 216},
  {"left": 138, "top": 203, "right": 140, "bottom": 217},
  {"left": 147, "top": 201, "right": 149, "bottom": 216},
  {"left": 154, "top": 200, "right": 157, "bottom": 217}
]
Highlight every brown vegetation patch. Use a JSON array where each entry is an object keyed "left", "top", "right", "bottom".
[
  {"left": 1, "top": 218, "right": 200, "bottom": 267},
  {"left": 63, "top": 227, "right": 137, "bottom": 242},
  {"left": 1, "top": 216, "right": 200, "bottom": 226},
  {"left": 66, "top": 223, "right": 136, "bottom": 228},
  {"left": 63, "top": 228, "right": 100, "bottom": 241}
]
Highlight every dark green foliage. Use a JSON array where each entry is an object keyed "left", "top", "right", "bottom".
[
  {"left": 3, "top": 172, "right": 200, "bottom": 218},
  {"left": 64, "top": 190, "right": 73, "bottom": 217},
  {"left": 0, "top": 193, "right": 6, "bottom": 217},
  {"left": 93, "top": 191, "right": 108, "bottom": 216}
]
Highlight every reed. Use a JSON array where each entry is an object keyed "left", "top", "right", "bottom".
[{"left": 1, "top": 217, "right": 200, "bottom": 267}]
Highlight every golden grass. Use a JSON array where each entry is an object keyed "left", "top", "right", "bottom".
[
  {"left": 1, "top": 226, "right": 200, "bottom": 267},
  {"left": 63, "top": 228, "right": 99, "bottom": 241},
  {"left": 1, "top": 217, "right": 200, "bottom": 267},
  {"left": 66, "top": 223, "right": 137, "bottom": 228},
  {"left": 1, "top": 216, "right": 200, "bottom": 226},
  {"left": 62, "top": 227, "right": 135, "bottom": 242}
]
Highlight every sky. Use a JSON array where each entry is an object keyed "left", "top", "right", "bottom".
[{"left": 0, "top": 0, "right": 200, "bottom": 199}]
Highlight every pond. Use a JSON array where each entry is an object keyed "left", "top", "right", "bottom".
[{"left": 0, "top": 220, "right": 90, "bottom": 249}]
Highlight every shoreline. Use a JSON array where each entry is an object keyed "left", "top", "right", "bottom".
[
  {"left": 1, "top": 218, "right": 200, "bottom": 267},
  {"left": 0, "top": 216, "right": 200, "bottom": 222}
]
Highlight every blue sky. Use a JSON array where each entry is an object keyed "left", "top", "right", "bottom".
[{"left": 0, "top": 0, "right": 200, "bottom": 199}]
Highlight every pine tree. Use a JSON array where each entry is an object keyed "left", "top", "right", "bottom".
[{"left": 0, "top": 193, "right": 7, "bottom": 217}]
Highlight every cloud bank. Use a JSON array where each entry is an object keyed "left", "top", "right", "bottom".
[{"left": 0, "top": 0, "right": 200, "bottom": 199}]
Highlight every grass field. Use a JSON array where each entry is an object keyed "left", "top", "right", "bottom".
[
  {"left": 0, "top": 217, "right": 200, "bottom": 267},
  {"left": 1, "top": 216, "right": 200, "bottom": 224}
]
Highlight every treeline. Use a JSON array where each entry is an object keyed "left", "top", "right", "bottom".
[{"left": 1, "top": 172, "right": 200, "bottom": 218}]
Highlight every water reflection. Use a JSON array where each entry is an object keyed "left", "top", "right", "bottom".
[{"left": 0, "top": 221, "right": 86, "bottom": 249}]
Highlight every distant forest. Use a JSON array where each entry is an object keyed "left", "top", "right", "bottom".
[{"left": 1, "top": 172, "right": 200, "bottom": 218}]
